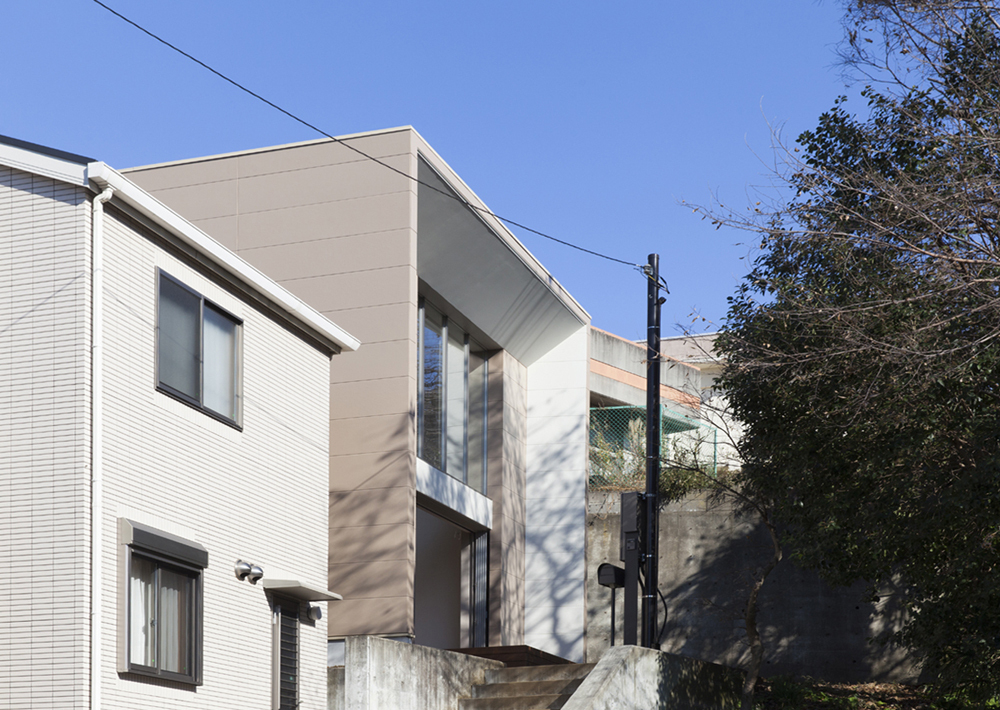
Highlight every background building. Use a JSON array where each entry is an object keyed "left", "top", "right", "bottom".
[{"left": 125, "top": 127, "right": 592, "bottom": 661}]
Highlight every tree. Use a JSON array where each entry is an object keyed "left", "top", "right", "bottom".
[{"left": 710, "top": 2, "right": 1000, "bottom": 699}]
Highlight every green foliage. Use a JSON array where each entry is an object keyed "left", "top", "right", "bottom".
[
  {"left": 718, "top": 9, "right": 1000, "bottom": 700},
  {"left": 588, "top": 406, "right": 724, "bottom": 501}
]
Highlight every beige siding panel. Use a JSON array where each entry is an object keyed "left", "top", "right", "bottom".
[
  {"left": 0, "top": 167, "right": 92, "bottom": 710},
  {"left": 328, "top": 559, "right": 414, "bottom": 600},
  {"left": 240, "top": 228, "right": 414, "bottom": 281},
  {"left": 329, "top": 376, "right": 414, "bottom": 421},
  {"left": 327, "top": 596, "right": 411, "bottom": 637},
  {"left": 329, "top": 486, "right": 414, "bottom": 528},
  {"left": 320, "top": 302, "right": 417, "bottom": 346},
  {"left": 279, "top": 264, "right": 415, "bottom": 315},
  {"left": 236, "top": 193, "right": 414, "bottom": 250},
  {"left": 328, "top": 411, "right": 414, "bottom": 457},
  {"left": 329, "top": 450, "right": 415, "bottom": 491},
  {"left": 329, "top": 522, "right": 414, "bottom": 564},
  {"left": 237, "top": 131, "right": 413, "bottom": 178},
  {"left": 144, "top": 179, "right": 238, "bottom": 222},
  {"left": 237, "top": 155, "right": 413, "bottom": 215},
  {"left": 187, "top": 213, "right": 239, "bottom": 251},
  {"left": 126, "top": 156, "right": 239, "bottom": 192},
  {"left": 330, "top": 339, "right": 416, "bottom": 385}
]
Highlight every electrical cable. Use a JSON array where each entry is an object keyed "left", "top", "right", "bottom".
[{"left": 90, "top": 0, "right": 642, "bottom": 269}]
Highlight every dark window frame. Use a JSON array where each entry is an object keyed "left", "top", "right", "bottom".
[
  {"left": 272, "top": 596, "right": 300, "bottom": 710},
  {"left": 155, "top": 269, "right": 243, "bottom": 428},
  {"left": 119, "top": 519, "right": 208, "bottom": 686}
]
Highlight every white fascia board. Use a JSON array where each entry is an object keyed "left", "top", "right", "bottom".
[
  {"left": 0, "top": 141, "right": 88, "bottom": 186},
  {"left": 416, "top": 459, "right": 493, "bottom": 530},
  {"left": 85, "top": 161, "right": 360, "bottom": 354}
]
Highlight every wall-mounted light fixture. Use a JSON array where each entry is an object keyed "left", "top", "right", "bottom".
[{"left": 235, "top": 559, "right": 265, "bottom": 585}]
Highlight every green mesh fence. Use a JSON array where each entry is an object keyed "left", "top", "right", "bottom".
[{"left": 589, "top": 405, "right": 718, "bottom": 490}]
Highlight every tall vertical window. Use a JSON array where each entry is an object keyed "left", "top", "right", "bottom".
[
  {"left": 119, "top": 519, "right": 207, "bottom": 686},
  {"left": 273, "top": 598, "right": 300, "bottom": 710},
  {"left": 417, "top": 300, "right": 489, "bottom": 493},
  {"left": 157, "top": 271, "right": 241, "bottom": 424}
]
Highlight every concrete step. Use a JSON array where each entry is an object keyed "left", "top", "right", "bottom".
[
  {"left": 472, "top": 678, "right": 584, "bottom": 698},
  {"left": 458, "top": 694, "right": 572, "bottom": 710},
  {"left": 484, "top": 663, "right": 596, "bottom": 684}
]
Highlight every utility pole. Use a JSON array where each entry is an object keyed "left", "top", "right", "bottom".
[{"left": 642, "top": 253, "right": 663, "bottom": 649}]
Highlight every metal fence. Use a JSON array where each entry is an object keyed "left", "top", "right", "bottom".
[{"left": 589, "top": 405, "right": 719, "bottom": 490}]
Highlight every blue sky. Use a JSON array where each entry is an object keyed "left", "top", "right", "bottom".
[{"left": 3, "top": 1, "right": 859, "bottom": 340}]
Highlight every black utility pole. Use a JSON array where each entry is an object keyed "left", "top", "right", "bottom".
[{"left": 642, "top": 253, "right": 662, "bottom": 649}]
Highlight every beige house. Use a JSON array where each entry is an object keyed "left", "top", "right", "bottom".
[
  {"left": 0, "top": 135, "right": 358, "bottom": 710},
  {"left": 125, "top": 127, "right": 593, "bottom": 662}
]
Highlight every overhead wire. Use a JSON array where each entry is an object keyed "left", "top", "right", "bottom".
[{"left": 90, "top": 0, "right": 642, "bottom": 269}]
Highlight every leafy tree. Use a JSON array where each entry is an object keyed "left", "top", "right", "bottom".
[{"left": 712, "top": 3, "right": 1000, "bottom": 699}]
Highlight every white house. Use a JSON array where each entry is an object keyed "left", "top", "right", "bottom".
[{"left": 0, "top": 135, "right": 358, "bottom": 710}]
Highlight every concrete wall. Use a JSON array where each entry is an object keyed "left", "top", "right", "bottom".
[
  {"left": 337, "top": 635, "right": 503, "bottom": 710},
  {"left": 589, "top": 327, "right": 700, "bottom": 412},
  {"left": 98, "top": 203, "right": 334, "bottom": 709},
  {"left": 127, "top": 130, "right": 423, "bottom": 639},
  {"left": 586, "top": 491, "right": 919, "bottom": 683},
  {"left": 525, "top": 327, "right": 590, "bottom": 661},
  {"left": 563, "top": 646, "right": 742, "bottom": 710},
  {"left": 0, "top": 167, "right": 93, "bottom": 709}
]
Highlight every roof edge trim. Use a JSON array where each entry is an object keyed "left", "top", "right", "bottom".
[{"left": 0, "top": 140, "right": 90, "bottom": 187}]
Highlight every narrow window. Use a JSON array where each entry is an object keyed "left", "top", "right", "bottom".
[
  {"left": 273, "top": 598, "right": 300, "bottom": 710},
  {"left": 419, "top": 303, "right": 445, "bottom": 469},
  {"left": 157, "top": 271, "right": 241, "bottom": 424}
]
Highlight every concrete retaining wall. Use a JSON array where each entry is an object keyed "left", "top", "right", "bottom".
[
  {"left": 586, "top": 491, "right": 919, "bottom": 683},
  {"left": 563, "top": 646, "right": 742, "bottom": 710},
  {"left": 331, "top": 635, "right": 504, "bottom": 710}
]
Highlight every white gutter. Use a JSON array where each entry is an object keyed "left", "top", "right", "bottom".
[
  {"left": 85, "top": 161, "right": 360, "bottom": 354},
  {"left": 90, "top": 186, "right": 114, "bottom": 710}
]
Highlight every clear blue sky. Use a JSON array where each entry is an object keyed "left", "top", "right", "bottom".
[{"left": 3, "top": 1, "right": 859, "bottom": 340}]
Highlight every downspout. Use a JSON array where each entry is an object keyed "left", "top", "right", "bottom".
[{"left": 91, "top": 186, "right": 114, "bottom": 710}]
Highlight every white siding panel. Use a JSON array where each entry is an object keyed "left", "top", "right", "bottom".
[
  {"left": 0, "top": 166, "right": 92, "bottom": 710},
  {"left": 97, "top": 207, "right": 332, "bottom": 710},
  {"left": 524, "top": 326, "right": 589, "bottom": 662}
]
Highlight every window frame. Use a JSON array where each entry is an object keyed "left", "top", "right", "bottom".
[
  {"left": 272, "top": 596, "right": 300, "bottom": 710},
  {"left": 155, "top": 269, "right": 243, "bottom": 428},
  {"left": 416, "top": 299, "right": 489, "bottom": 492},
  {"left": 118, "top": 519, "right": 208, "bottom": 686}
]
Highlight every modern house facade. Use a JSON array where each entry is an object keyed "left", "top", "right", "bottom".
[
  {"left": 125, "top": 127, "right": 593, "bottom": 662},
  {"left": 0, "top": 136, "right": 358, "bottom": 709}
]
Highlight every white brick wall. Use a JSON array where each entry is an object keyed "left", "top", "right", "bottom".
[
  {"left": 524, "top": 326, "right": 590, "bottom": 662},
  {"left": 0, "top": 167, "right": 93, "bottom": 710},
  {"left": 0, "top": 165, "right": 334, "bottom": 710},
  {"left": 97, "top": 208, "right": 332, "bottom": 710}
]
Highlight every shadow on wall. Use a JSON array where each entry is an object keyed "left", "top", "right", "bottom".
[
  {"left": 524, "top": 400, "right": 588, "bottom": 661},
  {"left": 327, "top": 412, "right": 417, "bottom": 638},
  {"left": 586, "top": 490, "right": 920, "bottom": 684}
]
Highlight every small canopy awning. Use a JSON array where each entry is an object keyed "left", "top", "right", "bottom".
[{"left": 261, "top": 578, "right": 342, "bottom": 602}]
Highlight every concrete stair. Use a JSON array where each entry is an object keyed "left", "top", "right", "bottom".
[{"left": 459, "top": 663, "right": 595, "bottom": 710}]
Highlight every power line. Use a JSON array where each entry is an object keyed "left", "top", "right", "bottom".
[{"left": 90, "top": 0, "right": 642, "bottom": 269}]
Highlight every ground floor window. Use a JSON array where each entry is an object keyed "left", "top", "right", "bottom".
[
  {"left": 273, "top": 597, "right": 300, "bottom": 710},
  {"left": 119, "top": 519, "right": 207, "bottom": 685}
]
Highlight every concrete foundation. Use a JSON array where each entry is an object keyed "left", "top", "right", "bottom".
[
  {"left": 332, "top": 635, "right": 504, "bottom": 710},
  {"left": 563, "top": 646, "right": 742, "bottom": 710},
  {"left": 586, "top": 490, "right": 919, "bottom": 683}
]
